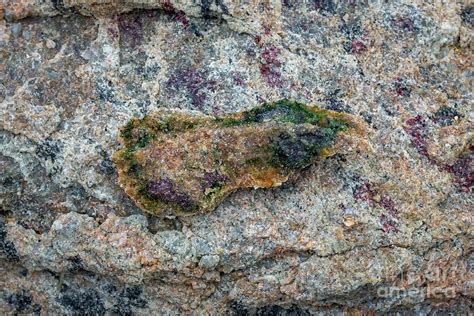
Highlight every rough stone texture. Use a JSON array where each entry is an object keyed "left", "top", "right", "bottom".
[
  {"left": 0, "top": 0, "right": 473, "bottom": 314},
  {"left": 113, "top": 100, "right": 365, "bottom": 216}
]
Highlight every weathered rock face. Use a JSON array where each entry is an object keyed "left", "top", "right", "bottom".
[
  {"left": 0, "top": 0, "right": 473, "bottom": 314},
  {"left": 114, "top": 100, "right": 364, "bottom": 215}
]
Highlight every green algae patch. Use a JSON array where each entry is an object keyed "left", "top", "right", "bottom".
[{"left": 113, "top": 99, "right": 363, "bottom": 216}]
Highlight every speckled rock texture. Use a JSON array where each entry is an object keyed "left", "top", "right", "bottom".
[
  {"left": 113, "top": 100, "right": 365, "bottom": 216},
  {"left": 0, "top": 0, "right": 473, "bottom": 314}
]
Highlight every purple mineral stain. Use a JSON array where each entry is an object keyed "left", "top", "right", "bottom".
[
  {"left": 394, "top": 78, "right": 411, "bottom": 97},
  {"left": 393, "top": 17, "right": 415, "bottom": 32},
  {"left": 253, "top": 26, "right": 284, "bottom": 88},
  {"left": 260, "top": 65, "right": 283, "bottom": 88},
  {"left": 259, "top": 46, "right": 283, "bottom": 88},
  {"left": 354, "top": 181, "right": 400, "bottom": 233},
  {"left": 380, "top": 214, "right": 399, "bottom": 233},
  {"left": 201, "top": 171, "right": 228, "bottom": 191},
  {"left": 118, "top": 15, "right": 144, "bottom": 48},
  {"left": 261, "top": 46, "right": 282, "bottom": 66},
  {"left": 443, "top": 146, "right": 474, "bottom": 193},
  {"left": 147, "top": 178, "right": 195, "bottom": 211},
  {"left": 380, "top": 196, "right": 398, "bottom": 218},
  {"left": 353, "top": 182, "right": 376, "bottom": 206},
  {"left": 351, "top": 39, "right": 367, "bottom": 54},
  {"left": 233, "top": 75, "right": 244, "bottom": 86},
  {"left": 263, "top": 25, "right": 271, "bottom": 36},
  {"left": 254, "top": 35, "right": 262, "bottom": 46},
  {"left": 107, "top": 23, "right": 119, "bottom": 39},
  {"left": 162, "top": 0, "right": 190, "bottom": 28},
  {"left": 405, "top": 115, "right": 473, "bottom": 193},
  {"left": 404, "top": 115, "right": 432, "bottom": 161},
  {"left": 167, "top": 67, "right": 214, "bottom": 109}
]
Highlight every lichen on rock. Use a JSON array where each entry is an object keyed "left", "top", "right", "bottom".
[{"left": 113, "top": 99, "right": 363, "bottom": 216}]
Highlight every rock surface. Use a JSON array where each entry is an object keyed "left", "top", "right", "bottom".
[
  {"left": 113, "top": 100, "right": 364, "bottom": 216},
  {"left": 0, "top": 0, "right": 473, "bottom": 314}
]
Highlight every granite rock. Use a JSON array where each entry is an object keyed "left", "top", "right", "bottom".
[{"left": 0, "top": 0, "right": 473, "bottom": 314}]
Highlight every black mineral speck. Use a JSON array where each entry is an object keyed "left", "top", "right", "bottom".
[
  {"left": 229, "top": 300, "right": 249, "bottom": 315},
  {"left": 325, "top": 99, "right": 351, "bottom": 113},
  {"left": 394, "top": 79, "right": 411, "bottom": 97},
  {"left": 36, "top": 138, "right": 62, "bottom": 163},
  {"left": 255, "top": 305, "right": 310, "bottom": 316},
  {"left": 432, "top": 106, "right": 462, "bottom": 126},
  {"left": 58, "top": 286, "right": 105, "bottom": 315},
  {"left": 274, "top": 128, "right": 335, "bottom": 169},
  {"left": 112, "top": 285, "right": 148, "bottom": 315},
  {"left": 340, "top": 19, "right": 363, "bottom": 41},
  {"left": 311, "top": 0, "right": 336, "bottom": 15},
  {"left": 461, "top": 6, "right": 474, "bottom": 27},
  {"left": 275, "top": 134, "right": 314, "bottom": 168},
  {"left": 103, "top": 283, "right": 118, "bottom": 294},
  {"left": 68, "top": 256, "right": 84, "bottom": 272},
  {"left": 200, "top": 0, "right": 229, "bottom": 18},
  {"left": 0, "top": 154, "right": 24, "bottom": 194},
  {"left": 229, "top": 301, "right": 310, "bottom": 316},
  {"left": 65, "top": 186, "right": 88, "bottom": 213},
  {"left": 98, "top": 150, "right": 116, "bottom": 175},
  {"left": 0, "top": 220, "right": 19, "bottom": 261},
  {"left": 96, "top": 77, "right": 116, "bottom": 103},
  {"left": 51, "top": 0, "right": 76, "bottom": 14},
  {"left": 324, "top": 89, "right": 352, "bottom": 113},
  {"left": 7, "top": 290, "right": 33, "bottom": 313},
  {"left": 99, "top": 158, "right": 115, "bottom": 175}
]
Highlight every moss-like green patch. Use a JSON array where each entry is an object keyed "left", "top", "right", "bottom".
[
  {"left": 113, "top": 99, "right": 361, "bottom": 216},
  {"left": 216, "top": 99, "right": 349, "bottom": 131}
]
